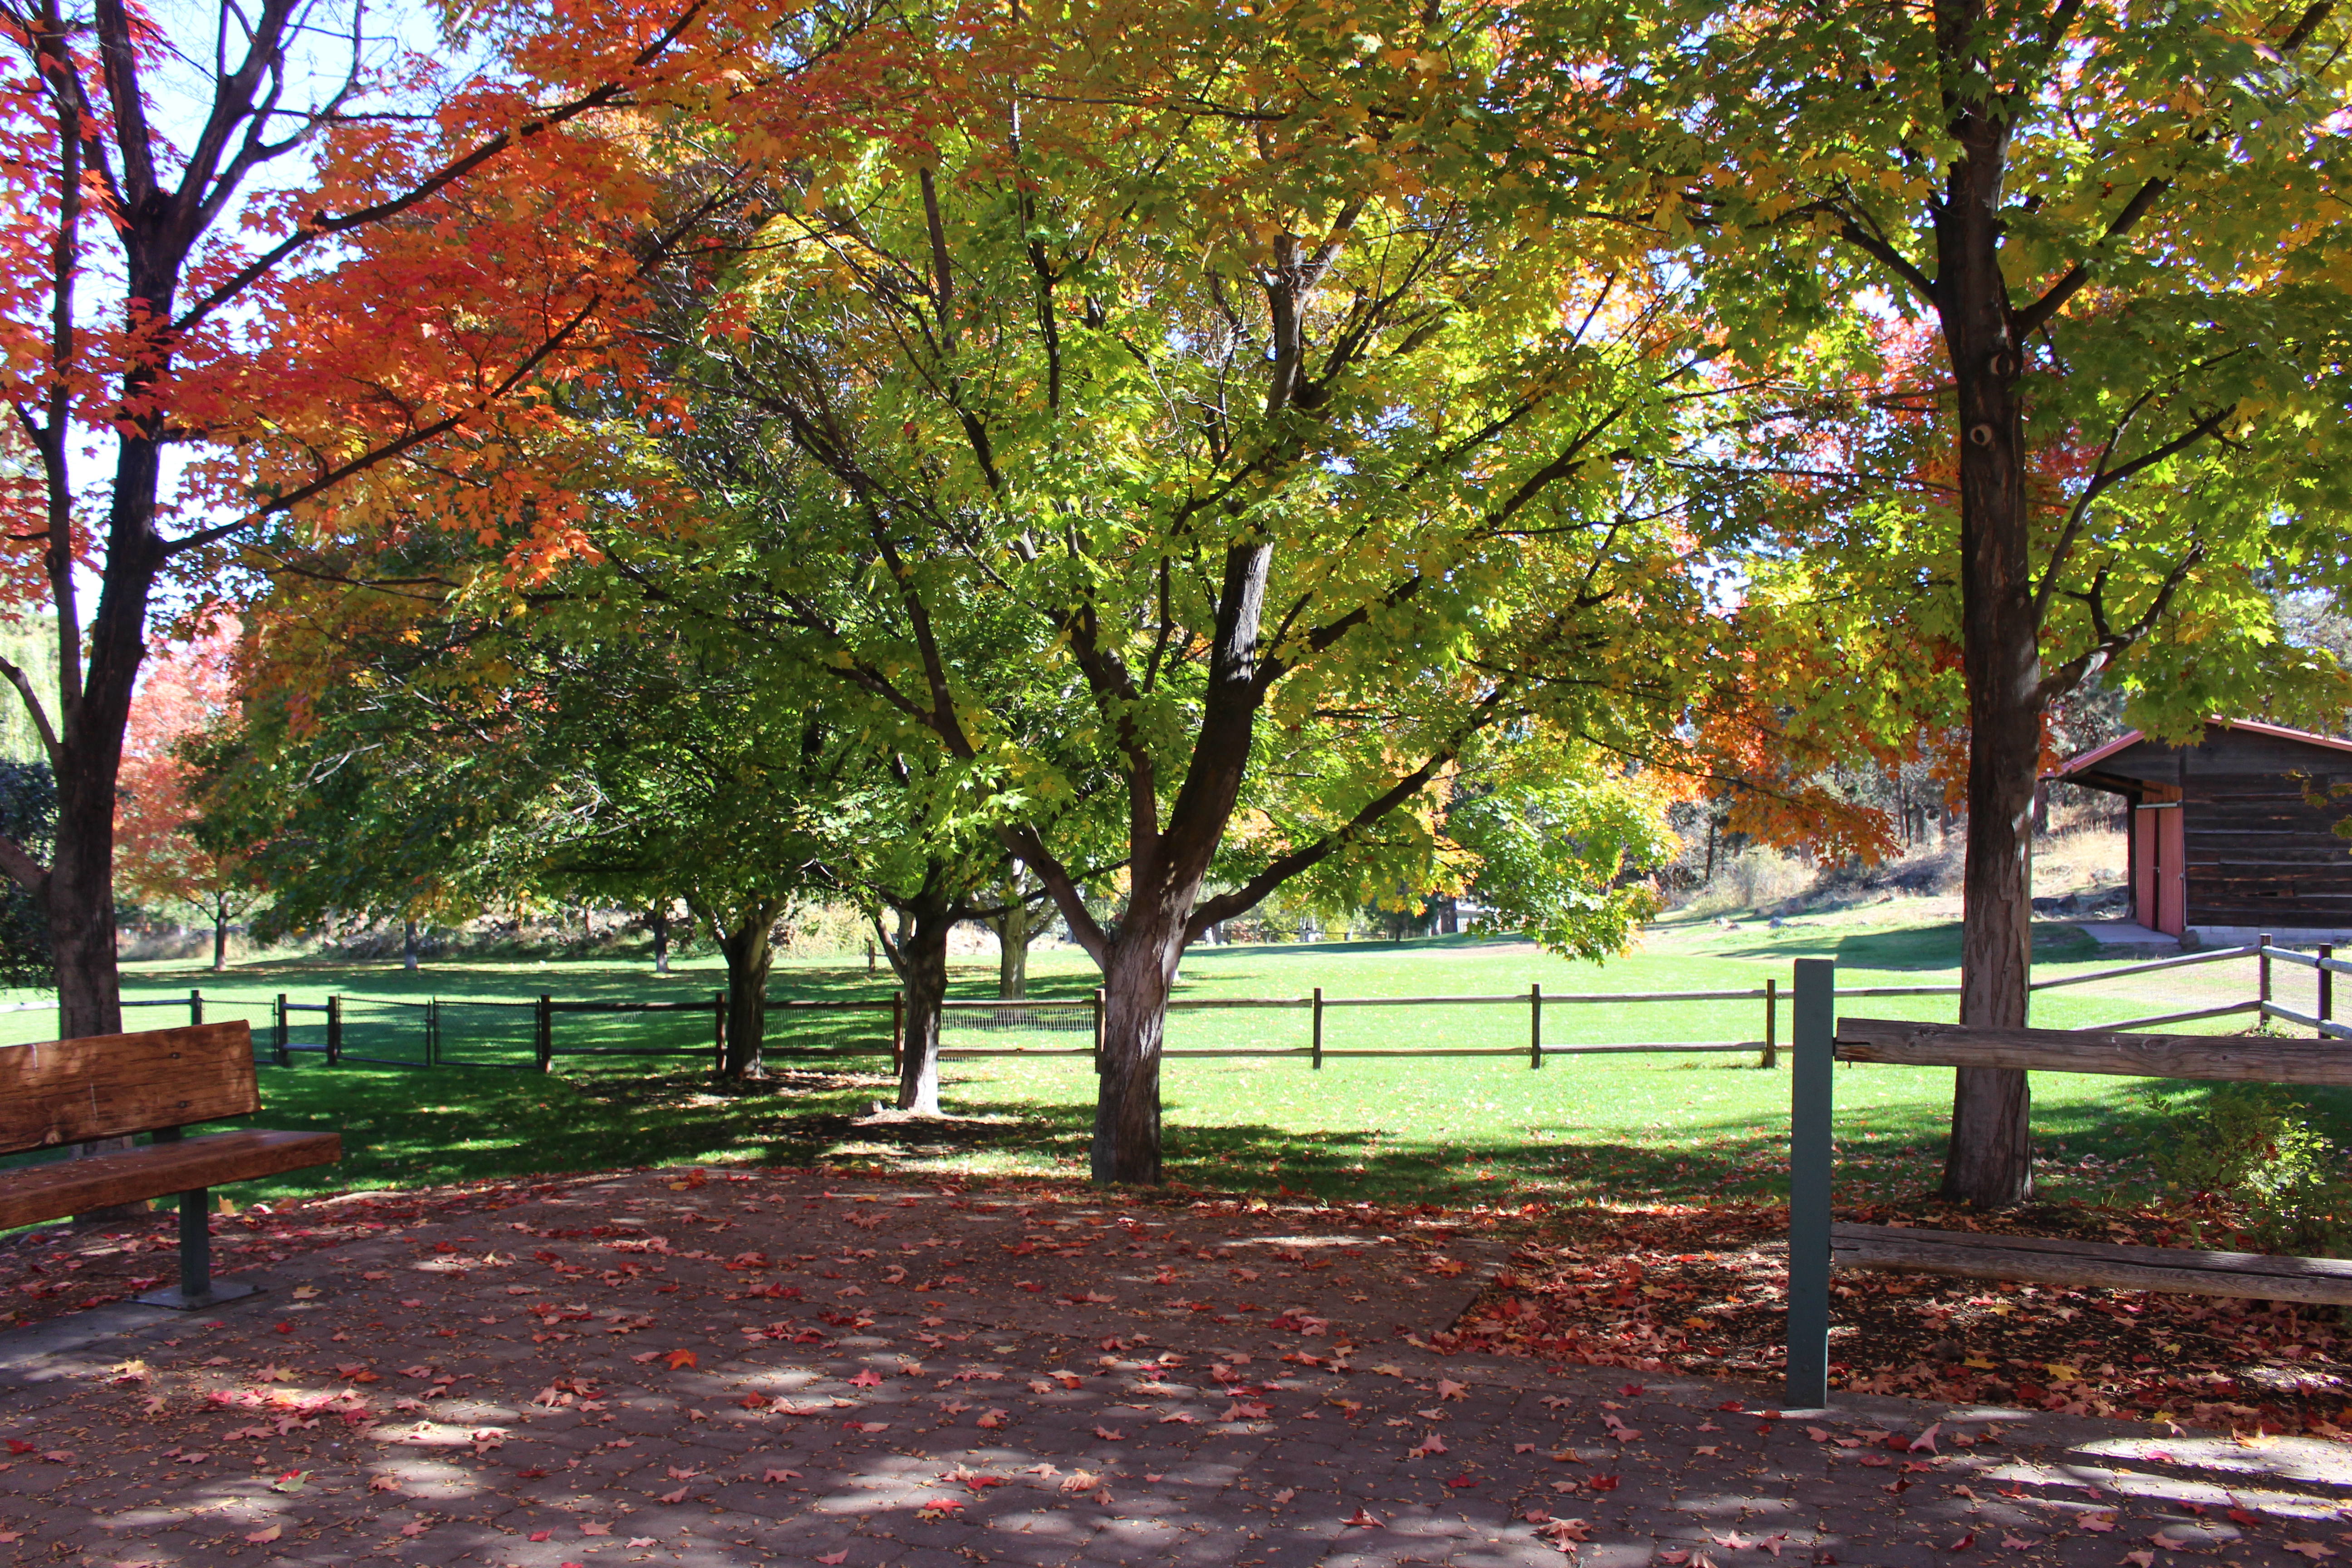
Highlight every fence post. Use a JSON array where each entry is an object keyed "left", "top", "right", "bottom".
[
  {"left": 891, "top": 992, "right": 905, "bottom": 1074},
  {"left": 1786, "top": 956, "right": 1835, "bottom": 1411},
  {"left": 188, "top": 988, "right": 202, "bottom": 1027},
  {"left": 1312, "top": 986, "right": 1324, "bottom": 1070},
  {"left": 2320, "top": 945, "right": 2334, "bottom": 1039},
  {"left": 1761, "top": 977, "right": 1777, "bottom": 1069},
  {"left": 427, "top": 997, "right": 439, "bottom": 1066},
  {"left": 1092, "top": 988, "right": 1105, "bottom": 1074},
  {"left": 274, "top": 994, "right": 289, "bottom": 1067},
  {"left": 326, "top": 995, "right": 343, "bottom": 1066},
  {"left": 2260, "top": 932, "right": 2273, "bottom": 1013},
  {"left": 537, "top": 994, "right": 553, "bottom": 1073},
  {"left": 1529, "top": 982, "right": 1543, "bottom": 1068}
]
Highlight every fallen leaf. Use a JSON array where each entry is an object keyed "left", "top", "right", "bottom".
[
  {"left": 1273, "top": 1488, "right": 1295, "bottom": 1504},
  {"left": 2286, "top": 1546, "right": 2341, "bottom": 1562},
  {"left": 664, "top": 1349, "right": 698, "bottom": 1371},
  {"left": 850, "top": 1369, "right": 882, "bottom": 1389},
  {"left": 1093, "top": 1426, "right": 1125, "bottom": 1441},
  {"left": 400, "top": 1521, "right": 426, "bottom": 1538},
  {"left": 1343, "top": 1507, "right": 1383, "bottom": 1529},
  {"left": 762, "top": 1468, "right": 801, "bottom": 1482},
  {"left": 2080, "top": 1514, "right": 2119, "bottom": 1533},
  {"left": 245, "top": 1525, "right": 282, "bottom": 1544},
  {"left": 579, "top": 1523, "right": 612, "bottom": 1536},
  {"left": 658, "top": 1487, "right": 688, "bottom": 1504},
  {"left": 1999, "top": 1536, "right": 2035, "bottom": 1550},
  {"left": 817, "top": 1554, "right": 848, "bottom": 1566}
]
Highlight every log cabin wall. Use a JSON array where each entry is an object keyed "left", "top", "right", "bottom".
[{"left": 2057, "top": 722, "right": 2352, "bottom": 933}]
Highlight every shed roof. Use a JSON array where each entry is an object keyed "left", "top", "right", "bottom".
[{"left": 2047, "top": 717, "right": 2352, "bottom": 784}]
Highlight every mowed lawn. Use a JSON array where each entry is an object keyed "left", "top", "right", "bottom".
[{"left": 1, "top": 907, "right": 2324, "bottom": 1210}]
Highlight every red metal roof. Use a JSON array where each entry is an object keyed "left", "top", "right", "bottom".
[{"left": 2046, "top": 717, "right": 2352, "bottom": 782}]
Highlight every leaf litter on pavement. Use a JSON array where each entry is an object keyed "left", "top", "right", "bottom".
[{"left": 0, "top": 1163, "right": 2347, "bottom": 1561}]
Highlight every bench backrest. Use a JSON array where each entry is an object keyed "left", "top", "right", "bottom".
[{"left": 0, "top": 1022, "right": 257, "bottom": 1155}]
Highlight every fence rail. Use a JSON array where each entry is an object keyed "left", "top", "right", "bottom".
[{"left": 17, "top": 930, "right": 2321, "bottom": 1075}]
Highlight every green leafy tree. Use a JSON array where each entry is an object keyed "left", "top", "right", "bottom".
[
  {"left": 636, "top": 2, "right": 1736, "bottom": 1184},
  {"left": 1517, "top": 0, "right": 2352, "bottom": 1201}
]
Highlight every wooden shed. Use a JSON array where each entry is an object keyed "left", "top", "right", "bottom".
[{"left": 2048, "top": 718, "right": 2352, "bottom": 938}]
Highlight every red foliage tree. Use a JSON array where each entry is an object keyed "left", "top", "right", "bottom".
[{"left": 0, "top": 0, "right": 875, "bottom": 1030}]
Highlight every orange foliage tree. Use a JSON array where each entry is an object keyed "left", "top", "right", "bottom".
[
  {"left": 115, "top": 617, "right": 254, "bottom": 969},
  {"left": 0, "top": 0, "right": 881, "bottom": 1030}
]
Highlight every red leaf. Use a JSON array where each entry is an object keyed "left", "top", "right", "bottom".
[{"left": 664, "top": 1349, "right": 697, "bottom": 1371}]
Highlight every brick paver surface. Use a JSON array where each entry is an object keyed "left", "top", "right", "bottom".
[{"left": 0, "top": 1167, "right": 2346, "bottom": 1566}]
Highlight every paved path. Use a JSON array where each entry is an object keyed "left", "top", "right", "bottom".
[{"left": 0, "top": 1168, "right": 2347, "bottom": 1567}]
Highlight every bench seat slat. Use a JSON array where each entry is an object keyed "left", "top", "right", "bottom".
[
  {"left": 0, "top": 1129, "right": 341, "bottom": 1234},
  {"left": 1831, "top": 1221, "right": 2352, "bottom": 1306}
]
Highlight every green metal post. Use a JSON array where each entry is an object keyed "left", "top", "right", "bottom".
[
  {"left": 1311, "top": 986, "right": 1323, "bottom": 1070},
  {"left": 1786, "top": 957, "right": 1835, "bottom": 1410},
  {"left": 1529, "top": 983, "right": 1543, "bottom": 1068}
]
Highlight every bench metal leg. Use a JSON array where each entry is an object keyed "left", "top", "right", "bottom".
[
  {"left": 134, "top": 1189, "right": 256, "bottom": 1311},
  {"left": 1784, "top": 957, "right": 1834, "bottom": 1410}
]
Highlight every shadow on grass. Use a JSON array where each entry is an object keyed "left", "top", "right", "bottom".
[
  {"left": 1708, "top": 920, "right": 2099, "bottom": 971},
  {"left": 177, "top": 1043, "right": 2352, "bottom": 1221}
]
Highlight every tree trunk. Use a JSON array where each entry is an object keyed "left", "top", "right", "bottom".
[
  {"left": 996, "top": 887, "right": 1028, "bottom": 1000},
  {"left": 213, "top": 901, "right": 229, "bottom": 972},
  {"left": 650, "top": 903, "right": 670, "bottom": 975},
  {"left": 403, "top": 919, "right": 419, "bottom": 971},
  {"left": 1935, "top": 69, "right": 2039, "bottom": 1208},
  {"left": 1093, "top": 916, "right": 1181, "bottom": 1185},
  {"left": 716, "top": 909, "right": 775, "bottom": 1078},
  {"left": 893, "top": 909, "right": 951, "bottom": 1115}
]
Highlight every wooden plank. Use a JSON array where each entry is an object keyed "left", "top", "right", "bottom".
[
  {"left": 1832, "top": 1222, "right": 2352, "bottom": 1306},
  {"left": 0, "top": 1024, "right": 258, "bottom": 1156},
  {"left": 1833, "top": 1017, "right": 2352, "bottom": 1085},
  {"left": 0, "top": 1129, "right": 340, "bottom": 1232},
  {"left": 2029, "top": 946, "right": 2257, "bottom": 990}
]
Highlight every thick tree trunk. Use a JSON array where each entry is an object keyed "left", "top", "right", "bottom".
[
  {"left": 1093, "top": 918, "right": 1180, "bottom": 1185},
  {"left": 1935, "top": 69, "right": 2040, "bottom": 1208},
  {"left": 717, "top": 911, "right": 774, "bottom": 1078},
  {"left": 893, "top": 911, "right": 951, "bottom": 1115},
  {"left": 402, "top": 919, "right": 419, "bottom": 971},
  {"left": 49, "top": 735, "right": 130, "bottom": 1040},
  {"left": 212, "top": 903, "right": 229, "bottom": 972},
  {"left": 650, "top": 903, "right": 671, "bottom": 975},
  {"left": 996, "top": 887, "right": 1028, "bottom": 1000}
]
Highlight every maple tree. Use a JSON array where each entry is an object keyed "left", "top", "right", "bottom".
[
  {"left": 1504, "top": 0, "right": 2352, "bottom": 1201},
  {"left": 114, "top": 618, "right": 260, "bottom": 970},
  {"left": 619, "top": 0, "right": 1785, "bottom": 1185},
  {"left": 0, "top": 0, "right": 884, "bottom": 1035}
]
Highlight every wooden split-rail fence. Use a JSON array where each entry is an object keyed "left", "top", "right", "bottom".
[
  {"left": 3, "top": 932, "right": 2329, "bottom": 1076},
  {"left": 1784, "top": 941, "right": 2352, "bottom": 1410}
]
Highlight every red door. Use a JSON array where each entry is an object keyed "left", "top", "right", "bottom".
[
  {"left": 2156, "top": 806, "right": 2187, "bottom": 936},
  {"left": 2133, "top": 807, "right": 2160, "bottom": 928}
]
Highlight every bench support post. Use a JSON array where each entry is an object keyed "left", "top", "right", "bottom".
[
  {"left": 135, "top": 1188, "right": 256, "bottom": 1310},
  {"left": 1786, "top": 957, "right": 1835, "bottom": 1410}
]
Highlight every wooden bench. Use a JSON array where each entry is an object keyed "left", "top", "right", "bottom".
[
  {"left": 0, "top": 1022, "right": 340, "bottom": 1309},
  {"left": 1783, "top": 960, "right": 2352, "bottom": 1407}
]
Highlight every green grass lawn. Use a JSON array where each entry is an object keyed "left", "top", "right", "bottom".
[{"left": 5, "top": 903, "right": 2323, "bottom": 1213}]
